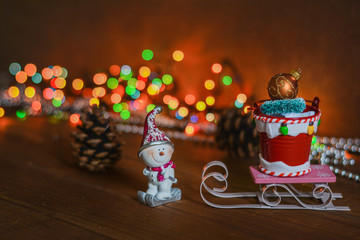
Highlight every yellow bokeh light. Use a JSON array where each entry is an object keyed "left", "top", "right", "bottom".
[
  {"left": 196, "top": 101, "right": 206, "bottom": 111},
  {"left": 173, "top": 50, "right": 184, "bottom": 62},
  {"left": 237, "top": 93, "right": 247, "bottom": 103},
  {"left": 8, "top": 86, "right": 20, "bottom": 98},
  {"left": 244, "top": 105, "right": 251, "bottom": 114},
  {"left": 92, "top": 87, "right": 106, "bottom": 98},
  {"left": 147, "top": 84, "right": 159, "bottom": 95},
  {"left": 89, "top": 98, "right": 100, "bottom": 106},
  {"left": 0, "top": 107, "right": 4, "bottom": 117},
  {"left": 15, "top": 71, "right": 27, "bottom": 83},
  {"left": 55, "top": 77, "right": 66, "bottom": 89},
  {"left": 168, "top": 98, "right": 179, "bottom": 110},
  {"left": 185, "top": 125, "right": 195, "bottom": 135},
  {"left": 24, "top": 86, "right": 36, "bottom": 98},
  {"left": 204, "top": 80, "right": 215, "bottom": 90},
  {"left": 72, "top": 78, "right": 84, "bottom": 90},
  {"left": 178, "top": 107, "right": 189, "bottom": 117},
  {"left": 53, "top": 89, "right": 64, "bottom": 101},
  {"left": 205, "top": 96, "right": 215, "bottom": 106},
  {"left": 139, "top": 66, "right": 151, "bottom": 78}
]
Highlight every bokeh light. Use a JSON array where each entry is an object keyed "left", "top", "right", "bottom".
[
  {"left": 42, "top": 68, "right": 53, "bottom": 80},
  {"left": 168, "top": 97, "right": 179, "bottom": 110},
  {"left": 24, "top": 86, "right": 36, "bottom": 98},
  {"left": 136, "top": 80, "right": 146, "bottom": 90},
  {"left": 244, "top": 105, "right": 251, "bottom": 114},
  {"left": 178, "top": 107, "right": 189, "bottom": 117},
  {"left": 205, "top": 96, "right": 215, "bottom": 106},
  {"left": 72, "top": 78, "right": 84, "bottom": 90},
  {"left": 52, "top": 98, "right": 62, "bottom": 107},
  {"left": 32, "top": 73, "right": 42, "bottom": 84},
  {"left": 9, "top": 62, "right": 21, "bottom": 75},
  {"left": 107, "top": 77, "right": 119, "bottom": 89},
  {"left": 59, "top": 67, "right": 68, "bottom": 78},
  {"left": 8, "top": 86, "right": 20, "bottom": 98},
  {"left": 139, "top": 66, "right": 151, "bottom": 78},
  {"left": 16, "top": 109, "right": 26, "bottom": 119},
  {"left": 185, "top": 124, "right": 195, "bottom": 135},
  {"left": 222, "top": 76, "right": 232, "bottom": 85},
  {"left": 162, "top": 74, "right": 173, "bottom": 85},
  {"left": 93, "top": 73, "right": 107, "bottom": 85},
  {"left": 142, "top": 49, "right": 154, "bottom": 61},
  {"left": 113, "top": 103, "right": 123, "bottom": 113},
  {"left": 190, "top": 115, "right": 198, "bottom": 123},
  {"left": 211, "top": 63, "right": 222, "bottom": 74},
  {"left": 236, "top": 93, "right": 247, "bottom": 103},
  {"left": 185, "top": 94, "right": 196, "bottom": 105},
  {"left": 53, "top": 89, "right": 64, "bottom": 101},
  {"left": 120, "top": 110, "right": 130, "bottom": 120},
  {"left": 126, "top": 85, "right": 136, "bottom": 95},
  {"left": 147, "top": 84, "right": 159, "bottom": 95},
  {"left": 109, "top": 65, "right": 121, "bottom": 76},
  {"left": 92, "top": 87, "right": 106, "bottom": 98},
  {"left": 24, "top": 63, "right": 37, "bottom": 77},
  {"left": 43, "top": 88, "right": 54, "bottom": 100},
  {"left": 131, "top": 90, "right": 140, "bottom": 99},
  {"left": 70, "top": 113, "right": 80, "bottom": 124},
  {"left": 31, "top": 101, "right": 42, "bottom": 111},
  {"left": 196, "top": 101, "right": 206, "bottom": 111},
  {"left": 163, "top": 95, "right": 172, "bottom": 104},
  {"left": 0, "top": 107, "right": 4, "bottom": 117},
  {"left": 89, "top": 98, "right": 100, "bottom": 106},
  {"left": 15, "top": 71, "right": 27, "bottom": 83},
  {"left": 121, "top": 65, "right": 132, "bottom": 76},
  {"left": 55, "top": 77, "right": 66, "bottom": 89},
  {"left": 52, "top": 66, "right": 63, "bottom": 77},
  {"left": 204, "top": 79, "right": 215, "bottom": 90},
  {"left": 206, "top": 113, "right": 215, "bottom": 122},
  {"left": 111, "top": 93, "right": 122, "bottom": 103},
  {"left": 173, "top": 50, "right": 184, "bottom": 62},
  {"left": 235, "top": 99, "right": 244, "bottom": 108}
]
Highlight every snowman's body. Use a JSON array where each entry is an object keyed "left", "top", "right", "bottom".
[{"left": 139, "top": 143, "right": 175, "bottom": 200}]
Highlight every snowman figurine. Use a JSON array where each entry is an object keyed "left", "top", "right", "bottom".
[{"left": 137, "top": 106, "right": 181, "bottom": 207}]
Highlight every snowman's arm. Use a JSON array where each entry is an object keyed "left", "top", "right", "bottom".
[{"left": 143, "top": 168, "right": 150, "bottom": 176}]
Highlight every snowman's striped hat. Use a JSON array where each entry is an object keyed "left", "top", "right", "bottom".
[{"left": 138, "top": 106, "right": 174, "bottom": 157}]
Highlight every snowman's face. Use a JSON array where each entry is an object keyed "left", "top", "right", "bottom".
[{"left": 139, "top": 144, "right": 174, "bottom": 167}]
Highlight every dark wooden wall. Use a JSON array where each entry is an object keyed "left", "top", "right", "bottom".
[{"left": 0, "top": 0, "right": 359, "bottom": 137}]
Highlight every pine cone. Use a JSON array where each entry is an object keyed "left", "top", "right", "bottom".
[
  {"left": 71, "top": 106, "right": 122, "bottom": 172},
  {"left": 215, "top": 108, "right": 259, "bottom": 158}
]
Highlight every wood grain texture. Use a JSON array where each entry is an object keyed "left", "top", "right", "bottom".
[{"left": 0, "top": 117, "right": 359, "bottom": 239}]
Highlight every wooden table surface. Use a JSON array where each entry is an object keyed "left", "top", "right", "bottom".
[{"left": 1, "top": 117, "right": 359, "bottom": 240}]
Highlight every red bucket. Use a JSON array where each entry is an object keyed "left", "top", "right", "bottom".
[{"left": 252, "top": 97, "right": 321, "bottom": 177}]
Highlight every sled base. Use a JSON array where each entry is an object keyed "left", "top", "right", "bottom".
[{"left": 138, "top": 188, "right": 182, "bottom": 207}]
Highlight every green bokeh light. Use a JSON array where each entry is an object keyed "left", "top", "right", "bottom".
[
  {"left": 125, "top": 85, "right": 136, "bottom": 95},
  {"left": 142, "top": 49, "right": 154, "bottom": 61},
  {"left": 16, "top": 109, "right": 26, "bottom": 118},
  {"left": 113, "top": 103, "right": 123, "bottom": 113},
  {"left": 147, "top": 104, "right": 156, "bottom": 112},
  {"left": 52, "top": 99, "right": 62, "bottom": 107},
  {"left": 222, "top": 76, "right": 232, "bottom": 86},
  {"left": 107, "top": 77, "right": 119, "bottom": 89},
  {"left": 152, "top": 78, "right": 162, "bottom": 88},
  {"left": 128, "top": 78, "right": 137, "bottom": 87},
  {"left": 9, "top": 62, "right": 21, "bottom": 76},
  {"left": 120, "top": 110, "right": 130, "bottom": 120},
  {"left": 162, "top": 74, "right": 173, "bottom": 85}
]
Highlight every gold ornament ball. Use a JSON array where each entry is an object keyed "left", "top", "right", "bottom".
[{"left": 267, "top": 69, "right": 302, "bottom": 100}]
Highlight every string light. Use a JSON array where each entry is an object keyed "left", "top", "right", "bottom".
[{"left": 173, "top": 50, "right": 184, "bottom": 62}]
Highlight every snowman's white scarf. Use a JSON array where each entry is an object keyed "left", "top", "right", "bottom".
[{"left": 146, "top": 161, "right": 175, "bottom": 182}]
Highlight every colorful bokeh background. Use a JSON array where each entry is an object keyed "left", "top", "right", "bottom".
[{"left": 0, "top": 0, "right": 359, "bottom": 137}]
